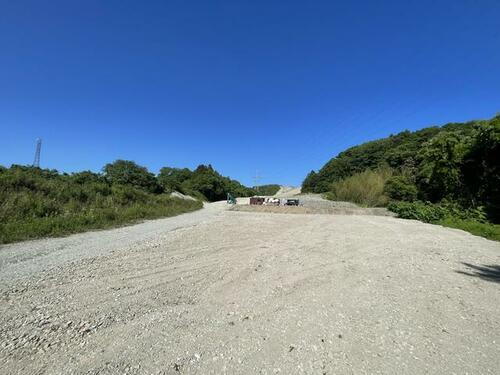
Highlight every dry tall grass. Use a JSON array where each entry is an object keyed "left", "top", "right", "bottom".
[{"left": 325, "top": 167, "right": 393, "bottom": 207}]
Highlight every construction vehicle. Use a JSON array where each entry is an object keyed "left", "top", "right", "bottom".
[{"left": 227, "top": 193, "right": 237, "bottom": 204}]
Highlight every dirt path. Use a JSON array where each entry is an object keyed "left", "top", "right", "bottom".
[{"left": 1, "top": 207, "right": 499, "bottom": 374}]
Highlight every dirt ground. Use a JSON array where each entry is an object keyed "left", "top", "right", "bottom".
[
  {"left": 230, "top": 204, "right": 394, "bottom": 216},
  {"left": 1, "top": 202, "right": 499, "bottom": 374}
]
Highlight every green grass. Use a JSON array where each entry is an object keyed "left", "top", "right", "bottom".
[
  {"left": 0, "top": 198, "right": 202, "bottom": 244},
  {"left": 437, "top": 217, "right": 500, "bottom": 241}
]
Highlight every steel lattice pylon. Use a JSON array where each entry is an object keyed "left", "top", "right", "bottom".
[{"left": 33, "top": 138, "right": 42, "bottom": 168}]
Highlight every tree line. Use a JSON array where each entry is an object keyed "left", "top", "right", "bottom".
[
  {"left": 302, "top": 114, "right": 499, "bottom": 239},
  {"left": 0, "top": 161, "right": 259, "bottom": 244}
]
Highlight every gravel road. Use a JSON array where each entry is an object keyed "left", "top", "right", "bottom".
[
  {"left": 0, "top": 202, "right": 226, "bottom": 284},
  {"left": 1, "top": 202, "right": 499, "bottom": 374}
]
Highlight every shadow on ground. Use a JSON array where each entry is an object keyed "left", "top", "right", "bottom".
[{"left": 456, "top": 263, "right": 500, "bottom": 284}]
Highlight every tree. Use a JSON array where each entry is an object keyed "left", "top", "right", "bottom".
[
  {"left": 462, "top": 118, "right": 500, "bottom": 220},
  {"left": 417, "top": 132, "right": 470, "bottom": 202},
  {"left": 103, "top": 160, "right": 162, "bottom": 193},
  {"left": 158, "top": 164, "right": 255, "bottom": 201},
  {"left": 158, "top": 167, "right": 193, "bottom": 193},
  {"left": 384, "top": 175, "right": 418, "bottom": 202}
]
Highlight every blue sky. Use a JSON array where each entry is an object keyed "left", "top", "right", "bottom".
[{"left": 1, "top": 0, "right": 499, "bottom": 186}]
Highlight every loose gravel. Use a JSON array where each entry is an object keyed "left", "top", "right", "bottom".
[{"left": 1, "top": 202, "right": 499, "bottom": 374}]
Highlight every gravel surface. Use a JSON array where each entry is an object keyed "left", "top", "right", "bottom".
[
  {"left": 0, "top": 202, "right": 226, "bottom": 284},
  {"left": 293, "top": 194, "right": 360, "bottom": 209},
  {"left": 1, "top": 203, "right": 499, "bottom": 374},
  {"left": 230, "top": 204, "right": 394, "bottom": 216}
]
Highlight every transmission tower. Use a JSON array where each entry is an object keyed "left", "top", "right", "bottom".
[{"left": 33, "top": 138, "right": 42, "bottom": 168}]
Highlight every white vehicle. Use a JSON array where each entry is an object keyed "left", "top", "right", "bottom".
[{"left": 264, "top": 197, "right": 280, "bottom": 206}]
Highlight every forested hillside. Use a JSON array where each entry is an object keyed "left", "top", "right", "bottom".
[
  {"left": 303, "top": 120, "right": 478, "bottom": 193},
  {"left": 302, "top": 115, "right": 500, "bottom": 239}
]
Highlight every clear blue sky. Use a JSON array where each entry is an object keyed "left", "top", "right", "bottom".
[{"left": 1, "top": 0, "right": 499, "bottom": 186}]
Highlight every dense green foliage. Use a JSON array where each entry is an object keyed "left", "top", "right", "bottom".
[
  {"left": 158, "top": 164, "right": 255, "bottom": 201},
  {"left": 304, "top": 115, "right": 500, "bottom": 223},
  {"left": 387, "top": 201, "right": 499, "bottom": 241},
  {"left": 384, "top": 175, "right": 418, "bottom": 202},
  {"left": 325, "top": 167, "right": 392, "bottom": 207},
  {"left": 302, "top": 125, "right": 447, "bottom": 193},
  {"left": 303, "top": 114, "right": 499, "bottom": 240},
  {"left": 0, "top": 164, "right": 204, "bottom": 244},
  {"left": 302, "top": 120, "right": 481, "bottom": 193},
  {"left": 103, "top": 160, "right": 162, "bottom": 193},
  {"left": 387, "top": 201, "right": 486, "bottom": 223},
  {"left": 0, "top": 159, "right": 258, "bottom": 243},
  {"left": 253, "top": 184, "right": 281, "bottom": 196}
]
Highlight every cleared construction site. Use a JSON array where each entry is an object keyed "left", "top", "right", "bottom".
[
  {"left": 1, "top": 188, "right": 498, "bottom": 374},
  {"left": 232, "top": 189, "right": 395, "bottom": 217}
]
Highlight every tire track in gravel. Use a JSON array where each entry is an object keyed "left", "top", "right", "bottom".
[
  {"left": 0, "top": 202, "right": 228, "bottom": 284},
  {"left": 1, "top": 208, "right": 499, "bottom": 374}
]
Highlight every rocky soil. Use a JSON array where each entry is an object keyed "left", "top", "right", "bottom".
[{"left": 1, "top": 202, "right": 499, "bottom": 374}]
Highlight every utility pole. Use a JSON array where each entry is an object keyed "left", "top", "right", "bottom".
[
  {"left": 33, "top": 138, "right": 42, "bottom": 168},
  {"left": 254, "top": 170, "right": 262, "bottom": 194}
]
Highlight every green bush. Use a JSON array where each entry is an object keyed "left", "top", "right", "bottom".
[
  {"left": 387, "top": 201, "right": 447, "bottom": 222},
  {"left": 384, "top": 175, "right": 418, "bottom": 202},
  {"left": 387, "top": 201, "right": 498, "bottom": 241},
  {"left": 325, "top": 167, "right": 392, "bottom": 207},
  {"left": 388, "top": 201, "right": 487, "bottom": 223}
]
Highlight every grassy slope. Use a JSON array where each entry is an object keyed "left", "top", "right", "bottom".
[
  {"left": 437, "top": 218, "right": 500, "bottom": 242},
  {"left": 0, "top": 167, "right": 203, "bottom": 244},
  {"left": 0, "top": 197, "right": 202, "bottom": 244}
]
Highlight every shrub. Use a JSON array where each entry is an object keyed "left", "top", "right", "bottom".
[
  {"left": 388, "top": 201, "right": 487, "bottom": 223},
  {"left": 387, "top": 201, "right": 447, "bottom": 222},
  {"left": 384, "top": 175, "right": 418, "bottom": 202},
  {"left": 388, "top": 201, "right": 498, "bottom": 241},
  {"left": 325, "top": 167, "right": 393, "bottom": 207}
]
